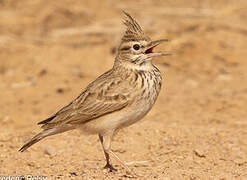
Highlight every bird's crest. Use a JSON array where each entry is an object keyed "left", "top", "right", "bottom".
[{"left": 122, "top": 11, "right": 151, "bottom": 42}]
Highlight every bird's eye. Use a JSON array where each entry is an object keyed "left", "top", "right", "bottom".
[{"left": 133, "top": 44, "right": 140, "bottom": 51}]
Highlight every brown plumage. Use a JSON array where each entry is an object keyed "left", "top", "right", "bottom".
[
  {"left": 122, "top": 11, "right": 150, "bottom": 42},
  {"left": 19, "top": 11, "right": 170, "bottom": 177}
]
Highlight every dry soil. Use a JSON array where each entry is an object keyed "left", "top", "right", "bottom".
[{"left": 0, "top": 0, "right": 247, "bottom": 179}]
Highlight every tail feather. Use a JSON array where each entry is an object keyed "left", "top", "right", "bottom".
[
  {"left": 19, "top": 125, "right": 75, "bottom": 152},
  {"left": 19, "top": 128, "right": 58, "bottom": 152},
  {"left": 19, "top": 132, "right": 45, "bottom": 152},
  {"left": 37, "top": 115, "right": 56, "bottom": 125}
]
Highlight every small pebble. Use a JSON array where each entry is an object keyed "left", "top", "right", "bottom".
[
  {"left": 72, "top": 66, "right": 84, "bottom": 78},
  {"left": 56, "top": 88, "right": 64, "bottom": 93},
  {"left": 39, "top": 69, "right": 47, "bottom": 76},
  {"left": 44, "top": 146, "right": 56, "bottom": 156},
  {"left": 185, "top": 79, "right": 198, "bottom": 88},
  {"left": 194, "top": 149, "right": 206, "bottom": 158},
  {"left": 216, "top": 74, "right": 232, "bottom": 81},
  {"left": 69, "top": 172, "right": 78, "bottom": 176}
]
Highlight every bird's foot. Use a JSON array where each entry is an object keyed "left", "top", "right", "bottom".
[
  {"left": 103, "top": 163, "right": 118, "bottom": 172},
  {"left": 125, "top": 170, "right": 142, "bottom": 178},
  {"left": 103, "top": 163, "right": 141, "bottom": 178}
]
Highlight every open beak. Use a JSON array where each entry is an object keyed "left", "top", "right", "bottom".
[{"left": 144, "top": 39, "right": 170, "bottom": 57}]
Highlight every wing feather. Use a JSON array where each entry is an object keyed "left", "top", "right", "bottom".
[{"left": 39, "top": 70, "right": 131, "bottom": 129}]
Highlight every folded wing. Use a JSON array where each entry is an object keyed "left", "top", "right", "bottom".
[{"left": 38, "top": 70, "right": 131, "bottom": 129}]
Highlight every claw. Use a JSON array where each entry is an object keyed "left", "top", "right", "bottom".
[
  {"left": 125, "top": 171, "right": 142, "bottom": 178},
  {"left": 103, "top": 163, "right": 117, "bottom": 172}
]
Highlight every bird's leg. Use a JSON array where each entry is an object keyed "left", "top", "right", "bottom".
[
  {"left": 100, "top": 134, "right": 138, "bottom": 177},
  {"left": 98, "top": 134, "right": 117, "bottom": 172}
]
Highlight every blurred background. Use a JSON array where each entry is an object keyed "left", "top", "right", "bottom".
[{"left": 0, "top": 0, "right": 247, "bottom": 179}]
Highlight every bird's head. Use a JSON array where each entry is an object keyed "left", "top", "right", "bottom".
[{"left": 115, "top": 11, "right": 170, "bottom": 68}]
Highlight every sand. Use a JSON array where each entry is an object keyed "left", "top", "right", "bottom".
[{"left": 0, "top": 0, "right": 247, "bottom": 179}]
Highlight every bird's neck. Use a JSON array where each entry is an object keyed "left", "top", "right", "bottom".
[{"left": 113, "top": 59, "right": 156, "bottom": 72}]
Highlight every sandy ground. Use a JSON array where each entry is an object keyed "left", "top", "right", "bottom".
[{"left": 0, "top": 0, "right": 247, "bottom": 179}]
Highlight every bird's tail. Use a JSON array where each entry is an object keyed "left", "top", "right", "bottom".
[
  {"left": 19, "top": 129, "right": 53, "bottom": 152},
  {"left": 19, "top": 125, "right": 75, "bottom": 152}
]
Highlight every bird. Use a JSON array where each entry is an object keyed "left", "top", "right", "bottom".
[{"left": 19, "top": 11, "right": 170, "bottom": 177}]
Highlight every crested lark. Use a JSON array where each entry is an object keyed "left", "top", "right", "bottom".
[{"left": 19, "top": 12, "right": 169, "bottom": 176}]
